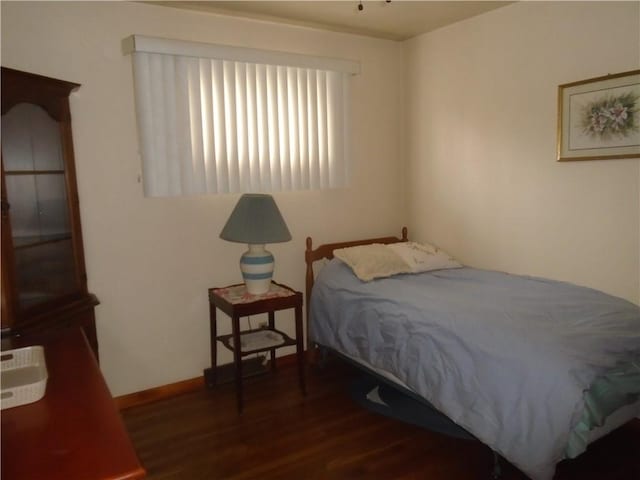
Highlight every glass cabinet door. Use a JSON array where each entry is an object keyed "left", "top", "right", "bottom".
[{"left": 1, "top": 103, "right": 80, "bottom": 311}]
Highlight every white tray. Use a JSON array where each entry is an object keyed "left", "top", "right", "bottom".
[
  {"left": 1, "top": 345, "right": 48, "bottom": 410},
  {"left": 240, "top": 330, "right": 286, "bottom": 352}
]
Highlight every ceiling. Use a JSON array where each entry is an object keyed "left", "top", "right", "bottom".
[{"left": 146, "top": 1, "right": 513, "bottom": 41}]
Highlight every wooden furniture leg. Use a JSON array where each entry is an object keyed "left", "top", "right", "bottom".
[
  {"left": 209, "top": 303, "right": 217, "bottom": 386},
  {"left": 268, "top": 311, "right": 276, "bottom": 371},
  {"left": 295, "top": 303, "right": 306, "bottom": 395},
  {"left": 231, "top": 314, "right": 243, "bottom": 413}
]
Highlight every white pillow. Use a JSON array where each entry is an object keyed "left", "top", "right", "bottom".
[
  {"left": 333, "top": 241, "right": 461, "bottom": 282},
  {"left": 333, "top": 243, "right": 410, "bottom": 281},
  {"left": 387, "top": 241, "right": 461, "bottom": 273}
]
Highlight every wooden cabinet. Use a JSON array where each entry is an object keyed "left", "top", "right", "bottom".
[{"left": 1, "top": 67, "right": 99, "bottom": 356}]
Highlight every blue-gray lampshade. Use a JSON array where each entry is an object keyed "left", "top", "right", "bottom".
[{"left": 220, "top": 194, "right": 292, "bottom": 244}]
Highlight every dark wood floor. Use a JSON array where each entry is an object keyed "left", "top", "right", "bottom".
[{"left": 122, "top": 360, "right": 640, "bottom": 480}]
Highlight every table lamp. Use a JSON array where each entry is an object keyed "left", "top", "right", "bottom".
[{"left": 220, "top": 194, "right": 292, "bottom": 294}]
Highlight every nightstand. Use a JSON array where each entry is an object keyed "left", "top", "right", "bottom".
[{"left": 206, "top": 281, "right": 306, "bottom": 412}]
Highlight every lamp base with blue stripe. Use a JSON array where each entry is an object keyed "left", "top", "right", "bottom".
[{"left": 240, "top": 244, "right": 274, "bottom": 295}]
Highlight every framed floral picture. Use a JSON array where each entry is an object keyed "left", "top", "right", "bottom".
[{"left": 557, "top": 70, "right": 640, "bottom": 161}]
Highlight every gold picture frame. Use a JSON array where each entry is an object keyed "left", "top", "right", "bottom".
[{"left": 557, "top": 69, "right": 640, "bottom": 161}]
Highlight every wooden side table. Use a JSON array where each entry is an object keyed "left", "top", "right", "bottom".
[{"left": 206, "top": 281, "right": 306, "bottom": 412}]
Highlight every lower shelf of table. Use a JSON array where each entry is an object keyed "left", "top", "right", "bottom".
[{"left": 217, "top": 327, "right": 296, "bottom": 356}]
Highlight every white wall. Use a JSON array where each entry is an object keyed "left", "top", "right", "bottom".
[
  {"left": 405, "top": 1, "right": 640, "bottom": 304},
  {"left": 3, "top": 0, "right": 638, "bottom": 397},
  {"left": 1, "top": 1, "right": 406, "bottom": 396}
]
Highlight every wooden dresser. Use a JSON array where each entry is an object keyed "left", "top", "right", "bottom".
[{"left": 1, "top": 328, "right": 145, "bottom": 480}]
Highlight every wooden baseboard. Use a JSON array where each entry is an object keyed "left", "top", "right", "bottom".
[
  {"left": 115, "top": 352, "right": 303, "bottom": 411},
  {"left": 115, "top": 376, "right": 204, "bottom": 411}
]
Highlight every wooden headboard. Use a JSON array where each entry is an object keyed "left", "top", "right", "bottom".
[{"left": 304, "top": 227, "right": 408, "bottom": 345}]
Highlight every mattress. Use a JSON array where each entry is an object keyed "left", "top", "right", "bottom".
[{"left": 309, "top": 259, "right": 640, "bottom": 480}]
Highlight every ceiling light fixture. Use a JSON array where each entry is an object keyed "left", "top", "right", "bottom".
[{"left": 358, "top": 1, "right": 391, "bottom": 12}]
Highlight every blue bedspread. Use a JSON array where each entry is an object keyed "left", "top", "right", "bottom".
[{"left": 309, "top": 260, "right": 640, "bottom": 480}]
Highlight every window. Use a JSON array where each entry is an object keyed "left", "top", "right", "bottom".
[{"left": 124, "top": 35, "right": 359, "bottom": 197}]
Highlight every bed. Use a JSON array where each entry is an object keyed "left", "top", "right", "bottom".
[{"left": 304, "top": 228, "right": 640, "bottom": 480}]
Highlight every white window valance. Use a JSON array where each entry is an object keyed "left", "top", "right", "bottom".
[{"left": 123, "top": 35, "right": 359, "bottom": 197}]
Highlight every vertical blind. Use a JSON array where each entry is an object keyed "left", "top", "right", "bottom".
[{"left": 124, "top": 35, "right": 360, "bottom": 197}]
